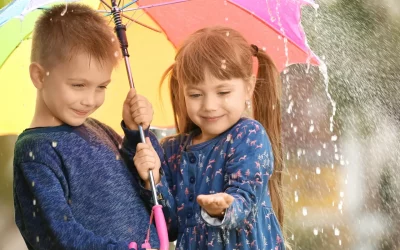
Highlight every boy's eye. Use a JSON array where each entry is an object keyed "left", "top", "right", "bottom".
[
  {"left": 72, "top": 84, "right": 84, "bottom": 88},
  {"left": 189, "top": 94, "right": 201, "bottom": 98},
  {"left": 98, "top": 86, "right": 108, "bottom": 89}
]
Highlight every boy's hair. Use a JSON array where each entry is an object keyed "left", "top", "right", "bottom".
[
  {"left": 31, "top": 3, "right": 120, "bottom": 69},
  {"left": 161, "top": 26, "right": 284, "bottom": 227}
]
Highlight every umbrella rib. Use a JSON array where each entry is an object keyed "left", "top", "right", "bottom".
[
  {"left": 121, "top": 0, "right": 189, "bottom": 12},
  {"left": 99, "top": 0, "right": 112, "bottom": 11},
  {"left": 121, "top": 13, "right": 161, "bottom": 32}
]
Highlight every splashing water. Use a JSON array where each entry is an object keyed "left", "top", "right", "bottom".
[{"left": 319, "top": 62, "right": 336, "bottom": 133}]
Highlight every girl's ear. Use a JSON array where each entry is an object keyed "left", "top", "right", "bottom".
[
  {"left": 246, "top": 74, "right": 256, "bottom": 100},
  {"left": 29, "top": 62, "right": 45, "bottom": 89}
]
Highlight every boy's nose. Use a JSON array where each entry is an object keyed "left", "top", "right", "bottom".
[{"left": 81, "top": 93, "right": 96, "bottom": 107}]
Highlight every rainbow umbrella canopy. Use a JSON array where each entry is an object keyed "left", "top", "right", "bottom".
[{"left": 0, "top": 0, "right": 319, "bottom": 135}]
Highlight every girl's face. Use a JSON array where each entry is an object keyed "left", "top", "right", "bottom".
[{"left": 183, "top": 70, "right": 254, "bottom": 143}]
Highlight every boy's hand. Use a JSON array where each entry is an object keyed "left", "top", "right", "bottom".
[
  {"left": 133, "top": 137, "right": 161, "bottom": 189},
  {"left": 197, "top": 193, "right": 234, "bottom": 218},
  {"left": 123, "top": 88, "right": 153, "bottom": 130}
]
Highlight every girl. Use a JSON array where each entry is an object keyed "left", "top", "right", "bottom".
[{"left": 134, "top": 26, "right": 285, "bottom": 249}]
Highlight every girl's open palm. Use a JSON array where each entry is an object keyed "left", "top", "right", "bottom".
[{"left": 197, "top": 193, "right": 234, "bottom": 218}]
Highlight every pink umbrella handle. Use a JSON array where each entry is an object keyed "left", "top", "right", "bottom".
[{"left": 153, "top": 204, "right": 169, "bottom": 250}]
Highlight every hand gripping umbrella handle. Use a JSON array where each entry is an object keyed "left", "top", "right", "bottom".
[{"left": 110, "top": 1, "right": 169, "bottom": 249}]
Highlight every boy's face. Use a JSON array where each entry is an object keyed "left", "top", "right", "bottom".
[{"left": 40, "top": 53, "right": 113, "bottom": 126}]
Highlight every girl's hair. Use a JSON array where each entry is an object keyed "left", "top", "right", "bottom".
[{"left": 160, "top": 26, "right": 284, "bottom": 227}]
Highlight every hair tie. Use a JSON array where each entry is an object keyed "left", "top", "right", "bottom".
[{"left": 251, "top": 44, "right": 259, "bottom": 56}]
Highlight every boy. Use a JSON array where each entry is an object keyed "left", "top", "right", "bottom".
[{"left": 13, "top": 3, "right": 158, "bottom": 249}]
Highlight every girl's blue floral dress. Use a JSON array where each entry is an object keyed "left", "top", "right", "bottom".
[{"left": 144, "top": 118, "right": 285, "bottom": 250}]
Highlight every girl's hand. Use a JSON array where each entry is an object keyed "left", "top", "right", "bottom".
[
  {"left": 133, "top": 137, "right": 160, "bottom": 189},
  {"left": 123, "top": 88, "right": 153, "bottom": 130},
  {"left": 197, "top": 193, "right": 234, "bottom": 218}
]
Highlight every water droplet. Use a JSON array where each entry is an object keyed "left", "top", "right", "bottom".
[
  {"left": 161, "top": 132, "right": 167, "bottom": 137},
  {"left": 111, "top": 37, "right": 115, "bottom": 42},
  {"left": 295, "top": 195, "right": 299, "bottom": 203},
  {"left": 61, "top": 4, "right": 68, "bottom": 16},
  {"left": 226, "top": 31, "right": 230, "bottom": 36},
  {"left": 313, "top": 228, "right": 318, "bottom": 236},
  {"left": 334, "top": 228, "right": 340, "bottom": 236},
  {"left": 295, "top": 174, "right": 298, "bottom": 180},
  {"left": 46, "top": 71, "right": 50, "bottom": 76},
  {"left": 323, "top": 143, "right": 326, "bottom": 149},
  {"left": 33, "top": 212, "right": 36, "bottom": 217},
  {"left": 316, "top": 167, "right": 321, "bottom": 175},
  {"left": 29, "top": 151, "right": 33, "bottom": 157},
  {"left": 36, "top": 236, "right": 40, "bottom": 242},
  {"left": 339, "top": 239, "right": 342, "bottom": 245},
  {"left": 50, "top": 18, "right": 53, "bottom": 21},
  {"left": 286, "top": 152, "right": 290, "bottom": 160},
  {"left": 32, "top": 181, "right": 35, "bottom": 187},
  {"left": 221, "top": 64, "right": 227, "bottom": 70},
  {"left": 291, "top": 234, "right": 294, "bottom": 240},
  {"left": 116, "top": 155, "right": 120, "bottom": 160},
  {"left": 307, "top": 98, "right": 310, "bottom": 102},
  {"left": 270, "top": 16, "right": 276, "bottom": 22},
  {"left": 317, "top": 150, "right": 321, "bottom": 156},
  {"left": 335, "top": 154, "right": 339, "bottom": 160},
  {"left": 309, "top": 125, "right": 314, "bottom": 133},
  {"left": 340, "top": 191, "right": 344, "bottom": 198},
  {"left": 64, "top": 215, "right": 68, "bottom": 221},
  {"left": 52, "top": 141, "right": 58, "bottom": 147},
  {"left": 278, "top": 35, "right": 282, "bottom": 40},
  {"left": 114, "top": 51, "right": 119, "bottom": 57},
  {"left": 224, "top": 0, "right": 227, "bottom": 5},
  {"left": 302, "top": 207, "right": 307, "bottom": 216},
  {"left": 262, "top": 47, "right": 266, "bottom": 51},
  {"left": 225, "top": 17, "right": 229, "bottom": 21},
  {"left": 118, "top": 144, "right": 122, "bottom": 149},
  {"left": 33, "top": 199, "right": 36, "bottom": 206},
  {"left": 331, "top": 135, "right": 338, "bottom": 141},
  {"left": 293, "top": 126, "right": 297, "bottom": 133}
]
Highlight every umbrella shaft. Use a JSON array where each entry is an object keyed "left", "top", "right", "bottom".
[
  {"left": 124, "top": 56, "right": 135, "bottom": 89},
  {"left": 149, "top": 171, "right": 159, "bottom": 205}
]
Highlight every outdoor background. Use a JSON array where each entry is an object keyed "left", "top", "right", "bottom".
[{"left": 1, "top": 0, "right": 399, "bottom": 249}]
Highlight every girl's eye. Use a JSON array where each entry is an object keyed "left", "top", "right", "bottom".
[
  {"left": 98, "top": 86, "right": 108, "bottom": 89},
  {"left": 189, "top": 94, "right": 201, "bottom": 98},
  {"left": 218, "top": 91, "right": 230, "bottom": 95}
]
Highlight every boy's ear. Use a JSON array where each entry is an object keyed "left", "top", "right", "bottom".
[{"left": 29, "top": 62, "right": 45, "bottom": 89}]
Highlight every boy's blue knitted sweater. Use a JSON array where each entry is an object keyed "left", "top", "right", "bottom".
[{"left": 13, "top": 118, "right": 159, "bottom": 250}]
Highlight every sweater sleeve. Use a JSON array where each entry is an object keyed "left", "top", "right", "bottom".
[{"left": 14, "top": 161, "right": 130, "bottom": 250}]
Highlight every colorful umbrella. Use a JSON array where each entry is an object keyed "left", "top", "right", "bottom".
[{"left": 0, "top": 0, "right": 319, "bottom": 136}]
